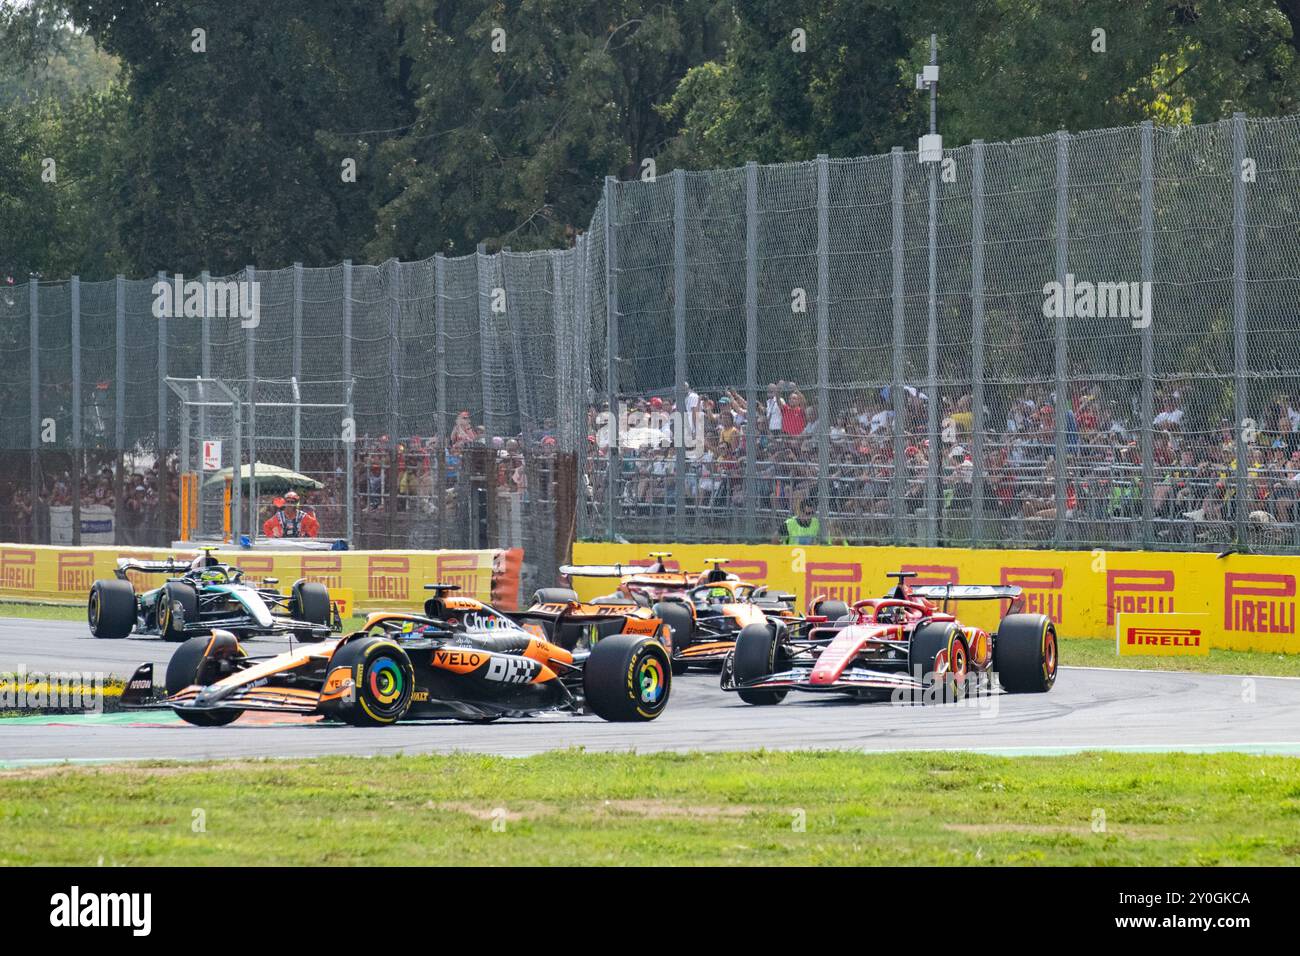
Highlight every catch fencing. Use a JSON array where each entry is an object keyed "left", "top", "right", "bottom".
[{"left": 4, "top": 112, "right": 1300, "bottom": 602}]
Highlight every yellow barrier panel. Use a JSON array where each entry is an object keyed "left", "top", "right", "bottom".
[
  {"left": 1116, "top": 613, "right": 1210, "bottom": 657},
  {"left": 0, "top": 545, "right": 522, "bottom": 611},
  {"left": 570, "top": 541, "right": 1300, "bottom": 653}
]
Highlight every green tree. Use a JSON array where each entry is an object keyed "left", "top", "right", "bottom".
[{"left": 366, "top": 0, "right": 729, "bottom": 258}]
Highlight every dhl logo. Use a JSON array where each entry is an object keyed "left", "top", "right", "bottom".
[
  {"left": 299, "top": 555, "right": 343, "bottom": 590},
  {"left": 1106, "top": 569, "right": 1175, "bottom": 625},
  {"left": 368, "top": 556, "right": 410, "bottom": 601},
  {"left": 0, "top": 549, "right": 36, "bottom": 592},
  {"left": 57, "top": 551, "right": 95, "bottom": 593},
  {"left": 1224, "top": 572, "right": 1295, "bottom": 635},
  {"left": 1002, "top": 566, "right": 1063, "bottom": 623},
  {"left": 805, "top": 563, "right": 862, "bottom": 610}
]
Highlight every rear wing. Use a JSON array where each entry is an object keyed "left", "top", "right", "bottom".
[
  {"left": 559, "top": 564, "right": 692, "bottom": 587},
  {"left": 911, "top": 584, "right": 1022, "bottom": 602},
  {"left": 558, "top": 564, "right": 634, "bottom": 579},
  {"left": 114, "top": 558, "right": 191, "bottom": 581}
]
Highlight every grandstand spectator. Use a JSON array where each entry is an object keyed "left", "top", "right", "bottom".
[{"left": 262, "top": 490, "right": 319, "bottom": 538}]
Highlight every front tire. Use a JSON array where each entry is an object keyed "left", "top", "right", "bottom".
[
  {"left": 909, "top": 621, "right": 968, "bottom": 704},
  {"left": 732, "top": 622, "right": 788, "bottom": 705},
  {"left": 88, "top": 579, "right": 137, "bottom": 639},
  {"left": 995, "top": 614, "right": 1058, "bottom": 693},
  {"left": 652, "top": 601, "right": 694, "bottom": 675},
  {"left": 158, "top": 582, "right": 198, "bottom": 642},
  {"left": 290, "top": 580, "right": 332, "bottom": 642},
  {"left": 319, "top": 636, "right": 415, "bottom": 726},
  {"left": 165, "top": 632, "right": 246, "bottom": 727},
  {"left": 584, "top": 633, "right": 671, "bottom": 721}
]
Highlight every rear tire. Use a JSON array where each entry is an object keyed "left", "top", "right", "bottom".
[
  {"left": 909, "top": 621, "right": 968, "bottom": 703},
  {"left": 319, "top": 636, "right": 415, "bottom": 726},
  {"left": 531, "top": 587, "right": 579, "bottom": 606},
  {"left": 166, "top": 633, "right": 246, "bottom": 727},
  {"left": 732, "top": 622, "right": 788, "bottom": 705},
  {"left": 583, "top": 633, "right": 670, "bottom": 721},
  {"left": 995, "top": 614, "right": 1058, "bottom": 693},
  {"left": 88, "top": 579, "right": 136, "bottom": 639},
  {"left": 813, "top": 599, "right": 850, "bottom": 622},
  {"left": 290, "top": 580, "right": 332, "bottom": 642},
  {"left": 652, "top": 601, "right": 694, "bottom": 674},
  {"left": 158, "top": 582, "right": 198, "bottom": 642}
]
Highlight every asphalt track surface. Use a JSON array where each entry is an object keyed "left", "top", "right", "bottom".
[{"left": 2, "top": 617, "right": 1299, "bottom": 765}]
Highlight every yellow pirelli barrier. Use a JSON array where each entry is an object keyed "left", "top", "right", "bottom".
[
  {"left": 1116, "top": 612, "right": 1210, "bottom": 656},
  {"left": 0, "top": 545, "right": 523, "bottom": 611},
  {"left": 570, "top": 541, "right": 1300, "bottom": 653}
]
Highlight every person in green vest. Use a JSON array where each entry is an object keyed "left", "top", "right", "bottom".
[{"left": 775, "top": 495, "right": 821, "bottom": 545}]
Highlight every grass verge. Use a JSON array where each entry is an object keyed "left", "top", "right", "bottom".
[
  {"left": 1, "top": 750, "right": 1298, "bottom": 865},
  {"left": 1060, "top": 636, "right": 1300, "bottom": 677}
]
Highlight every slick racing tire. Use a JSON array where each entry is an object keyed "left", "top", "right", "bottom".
[
  {"left": 166, "top": 633, "right": 247, "bottom": 727},
  {"left": 732, "top": 622, "right": 788, "bottom": 705},
  {"left": 158, "top": 582, "right": 199, "bottom": 642},
  {"left": 319, "top": 636, "right": 415, "bottom": 727},
  {"left": 653, "top": 601, "right": 694, "bottom": 675},
  {"left": 812, "top": 599, "right": 851, "bottom": 622},
  {"left": 994, "top": 614, "right": 1058, "bottom": 693},
  {"left": 290, "top": 580, "right": 332, "bottom": 642},
  {"left": 88, "top": 579, "right": 137, "bottom": 639},
  {"left": 531, "top": 587, "right": 579, "bottom": 606},
  {"left": 584, "top": 633, "right": 671, "bottom": 722},
  {"left": 909, "top": 621, "right": 969, "bottom": 704}
]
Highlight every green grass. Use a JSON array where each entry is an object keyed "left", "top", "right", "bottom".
[
  {"left": 2, "top": 750, "right": 1298, "bottom": 865},
  {"left": 0, "top": 601, "right": 87, "bottom": 621},
  {"left": 1061, "top": 636, "right": 1300, "bottom": 677}
]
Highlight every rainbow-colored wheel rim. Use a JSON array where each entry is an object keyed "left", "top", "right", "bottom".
[
  {"left": 637, "top": 656, "right": 666, "bottom": 706},
  {"left": 368, "top": 657, "right": 405, "bottom": 705}
]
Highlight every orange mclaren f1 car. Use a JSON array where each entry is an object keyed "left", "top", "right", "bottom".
[
  {"left": 121, "top": 585, "right": 672, "bottom": 726},
  {"left": 720, "top": 571, "right": 1057, "bottom": 704},
  {"left": 555, "top": 554, "right": 843, "bottom": 674}
]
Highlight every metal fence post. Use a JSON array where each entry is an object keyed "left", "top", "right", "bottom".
[
  {"left": 743, "top": 161, "right": 759, "bottom": 543},
  {"left": 157, "top": 271, "right": 168, "bottom": 472},
  {"left": 434, "top": 253, "right": 447, "bottom": 543},
  {"left": 199, "top": 270, "right": 210, "bottom": 458},
  {"left": 969, "top": 142, "right": 987, "bottom": 548},
  {"left": 293, "top": 262, "right": 303, "bottom": 473},
  {"left": 245, "top": 264, "right": 257, "bottom": 542},
  {"left": 71, "top": 275, "right": 81, "bottom": 546},
  {"left": 388, "top": 258, "right": 401, "bottom": 444},
  {"left": 29, "top": 276, "right": 39, "bottom": 513},
  {"left": 890, "top": 147, "right": 907, "bottom": 541},
  {"left": 342, "top": 259, "right": 353, "bottom": 543},
  {"left": 925, "top": 152, "right": 939, "bottom": 549},
  {"left": 1232, "top": 112, "right": 1249, "bottom": 551},
  {"left": 115, "top": 275, "right": 125, "bottom": 540},
  {"left": 1053, "top": 132, "right": 1070, "bottom": 547},
  {"left": 673, "top": 169, "right": 688, "bottom": 540},
  {"left": 1140, "top": 122, "right": 1155, "bottom": 548},
  {"left": 603, "top": 176, "right": 620, "bottom": 542},
  {"left": 815, "top": 154, "right": 831, "bottom": 541}
]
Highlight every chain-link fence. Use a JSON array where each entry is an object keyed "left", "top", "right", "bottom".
[
  {"left": 4, "top": 112, "right": 1300, "bottom": 591},
  {"left": 585, "top": 113, "right": 1300, "bottom": 555}
]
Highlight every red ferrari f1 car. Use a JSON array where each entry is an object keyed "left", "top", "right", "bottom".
[{"left": 720, "top": 571, "right": 1057, "bottom": 704}]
